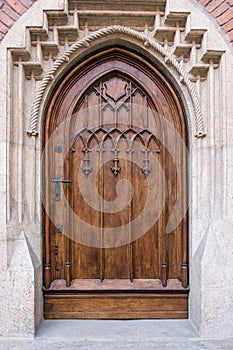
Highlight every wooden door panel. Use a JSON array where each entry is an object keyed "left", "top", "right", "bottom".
[
  {"left": 71, "top": 136, "right": 102, "bottom": 279},
  {"left": 43, "top": 48, "right": 189, "bottom": 319},
  {"left": 45, "top": 293, "right": 188, "bottom": 319}
]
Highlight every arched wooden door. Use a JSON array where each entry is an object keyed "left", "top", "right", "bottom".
[{"left": 43, "top": 48, "right": 189, "bottom": 319}]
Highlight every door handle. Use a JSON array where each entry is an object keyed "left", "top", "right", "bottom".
[
  {"left": 52, "top": 178, "right": 73, "bottom": 201},
  {"left": 52, "top": 179, "right": 73, "bottom": 183}
]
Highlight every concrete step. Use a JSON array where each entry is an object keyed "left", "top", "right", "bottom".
[{"left": 1, "top": 320, "right": 233, "bottom": 350}]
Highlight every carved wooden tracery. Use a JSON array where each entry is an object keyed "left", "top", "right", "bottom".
[{"left": 75, "top": 75, "right": 161, "bottom": 178}]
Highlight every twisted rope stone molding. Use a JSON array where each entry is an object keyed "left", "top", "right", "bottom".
[{"left": 27, "top": 25, "right": 206, "bottom": 137}]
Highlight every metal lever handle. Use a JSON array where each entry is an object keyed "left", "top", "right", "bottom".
[
  {"left": 52, "top": 179, "right": 73, "bottom": 183},
  {"left": 52, "top": 179, "right": 73, "bottom": 201}
]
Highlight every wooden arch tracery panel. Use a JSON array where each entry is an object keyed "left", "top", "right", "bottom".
[{"left": 43, "top": 47, "right": 189, "bottom": 319}]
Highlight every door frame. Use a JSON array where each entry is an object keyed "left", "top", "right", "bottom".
[{"left": 43, "top": 45, "right": 189, "bottom": 319}]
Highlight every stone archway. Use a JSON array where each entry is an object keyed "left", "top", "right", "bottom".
[{"left": 0, "top": 0, "right": 233, "bottom": 339}]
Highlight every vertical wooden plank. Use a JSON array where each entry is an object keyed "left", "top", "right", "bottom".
[
  {"left": 99, "top": 141, "right": 105, "bottom": 281},
  {"left": 181, "top": 126, "right": 189, "bottom": 288},
  {"left": 64, "top": 148, "right": 72, "bottom": 287},
  {"left": 132, "top": 152, "right": 157, "bottom": 279},
  {"left": 103, "top": 155, "right": 132, "bottom": 279},
  {"left": 159, "top": 134, "right": 167, "bottom": 287},
  {"left": 71, "top": 136, "right": 102, "bottom": 279},
  {"left": 44, "top": 150, "right": 51, "bottom": 288}
]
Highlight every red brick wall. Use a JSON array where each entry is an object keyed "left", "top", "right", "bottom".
[
  {"left": 196, "top": 0, "right": 233, "bottom": 44},
  {"left": 0, "top": 0, "right": 36, "bottom": 41},
  {"left": 0, "top": 0, "right": 233, "bottom": 45}
]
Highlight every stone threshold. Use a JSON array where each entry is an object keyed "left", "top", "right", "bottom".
[{"left": 36, "top": 319, "right": 199, "bottom": 339}]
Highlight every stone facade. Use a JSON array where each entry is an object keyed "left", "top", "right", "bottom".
[
  {"left": 0, "top": 0, "right": 233, "bottom": 339},
  {"left": 1, "top": 1, "right": 233, "bottom": 45}
]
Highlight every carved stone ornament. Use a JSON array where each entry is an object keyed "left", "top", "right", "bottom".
[{"left": 27, "top": 25, "right": 206, "bottom": 138}]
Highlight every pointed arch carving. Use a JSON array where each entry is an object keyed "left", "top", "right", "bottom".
[{"left": 27, "top": 25, "right": 206, "bottom": 138}]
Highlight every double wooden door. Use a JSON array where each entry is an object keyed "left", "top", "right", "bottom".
[{"left": 43, "top": 48, "right": 189, "bottom": 319}]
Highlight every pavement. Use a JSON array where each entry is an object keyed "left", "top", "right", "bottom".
[{"left": 0, "top": 320, "right": 233, "bottom": 350}]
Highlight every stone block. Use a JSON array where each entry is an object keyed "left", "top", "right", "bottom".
[
  {"left": 198, "top": 219, "right": 233, "bottom": 338},
  {"left": 6, "top": 231, "right": 42, "bottom": 337}
]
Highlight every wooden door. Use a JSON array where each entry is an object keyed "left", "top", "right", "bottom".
[{"left": 43, "top": 48, "right": 189, "bottom": 319}]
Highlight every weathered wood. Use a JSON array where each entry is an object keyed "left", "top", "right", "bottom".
[
  {"left": 44, "top": 47, "right": 189, "bottom": 319},
  {"left": 45, "top": 291, "right": 188, "bottom": 319},
  {"left": 48, "top": 278, "right": 188, "bottom": 290}
]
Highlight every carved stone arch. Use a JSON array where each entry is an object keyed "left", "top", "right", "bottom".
[{"left": 28, "top": 26, "right": 205, "bottom": 138}]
